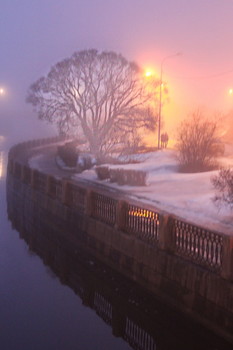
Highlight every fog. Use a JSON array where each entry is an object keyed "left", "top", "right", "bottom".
[{"left": 1, "top": 0, "right": 233, "bottom": 142}]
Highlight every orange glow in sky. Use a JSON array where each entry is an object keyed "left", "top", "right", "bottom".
[
  {"left": 139, "top": 52, "right": 233, "bottom": 145},
  {"left": 1, "top": 1, "right": 233, "bottom": 147},
  {"left": 145, "top": 70, "right": 153, "bottom": 78}
]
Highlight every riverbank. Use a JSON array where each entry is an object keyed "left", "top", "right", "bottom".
[
  {"left": 7, "top": 137, "right": 233, "bottom": 345},
  {"left": 29, "top": 145, "right": 233, "bottom": 235}
]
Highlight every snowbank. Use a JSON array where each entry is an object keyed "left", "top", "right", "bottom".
[{"left": 73, "top": 149, "right": 233, "bottom": 235}]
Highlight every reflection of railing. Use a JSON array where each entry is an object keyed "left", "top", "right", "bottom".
[
  {"left": 93, "top": 294, "right": 157, "bottom": 350},
  {"left": 173, "top": 219, "right": 223, "bottom": 271},
  {"left": 8, "top": 182, "right": 233, "bottom": 350},
  {"left": 124, "top": 318, "right": 156, "bottom": 350},
  {"left": 93, "top": 292, "right": 112, "bottom": 325}
]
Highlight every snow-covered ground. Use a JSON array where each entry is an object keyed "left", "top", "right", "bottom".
[{"left": 73, "top": 147, "right": 233, "bottom": 236}]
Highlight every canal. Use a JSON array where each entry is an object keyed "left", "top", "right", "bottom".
[{"left": 1, "top": 134, "right": 232, "bottom": 350}]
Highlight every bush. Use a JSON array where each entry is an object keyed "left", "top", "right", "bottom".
[
  {"left": 57, "top": 141, "right": 79, "bottom": 167},
  {"left": 95, "top": 165, "right": 147, "bottom": 186},
  {"left": 78, "top": 153, "right": 96, "bottom": 170},
  {"left": 98, "top": 168, "right": 147, "bottom": 186},
  {"left": 176, "top": 111, "right": 222, "bottom": 172},
  {"left": 212, "top": 167, "right": 233, "bottom": 208},
  {"left": 95, "top": 166, "right": 110, "bottom": 180},
  {"left": 109, "top": 169, "right": 119, "bottom": 183}
]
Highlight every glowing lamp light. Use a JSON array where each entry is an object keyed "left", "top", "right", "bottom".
[
  {"left": 145, "top": 70, "right": 153, "bottom": 78},
  {"left": 229, "top": 88, "right": 233, "bottom": 95},
  {"left": 0, "top": 87, "right": 5, "bottom": 95}
]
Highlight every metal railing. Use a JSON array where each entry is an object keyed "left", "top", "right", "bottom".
[
  {"left": 125, "top": 204, "right": 159, "bottom": 246},
  {"left": 172, "top": 218, "right": 223, "bottom": 271},
  {"left": 92, "top": 192, "right": 117, "bottom": 226}
]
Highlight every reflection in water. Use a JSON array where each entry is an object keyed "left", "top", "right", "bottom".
[
  {"left": 6, "top": 174, "right": 232, "bottom": 350},
  {"left": 0, "top": 151, "right": 3, "bottom": 178},
  {"left": 0, "top": 134, "right": 6, "bottom": 179}
]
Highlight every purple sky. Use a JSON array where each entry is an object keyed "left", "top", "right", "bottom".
[{"left": 1, "top": 0, "right": 233, "bottom": 137}]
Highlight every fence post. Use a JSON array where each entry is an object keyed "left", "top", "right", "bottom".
[
  {"left": 46, "top": 175, "right": 51, "bottom": 195},
  {"left": 85, "top": 189, "right": 94, "bottom": 217},
  {"left": 61, "top": 179, "right": 69, "bottom": 205},
  {"left": 116, "top": 200, "right": 127, "bottom": 232},
  {"left": 13, "top": 161, "right": 20, "bottom": 178},
  {"left": 22, "top": 165, "right": 31, "bottom": 184},
  {"left": 158, "top": 214, "right": 174, "bottom": 252},
  {"left": 221, "top": 235, "right": 233, "bottom": 281},
  {"left": 31, "top": 169, "right": 37, "bottom": 189},
  {"left": 22, "top": 165, "right": 27, "bottom": 183}
]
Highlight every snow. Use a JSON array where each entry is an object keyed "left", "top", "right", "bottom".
[
  {"left": 73, "top": 149, "right": 233, "bottom": 236},
  {"left": 28, "top": 145, "right": 233, "bottom": 235},
  {"left": 29, "top": 154, "right": 45, "bottom": 172}
]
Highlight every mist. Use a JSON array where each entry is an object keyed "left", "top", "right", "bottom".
[{"left": 1, "top": 0, "right": 233, "bottom": 144}]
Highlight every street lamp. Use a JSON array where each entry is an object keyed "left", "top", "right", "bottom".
[
  {"left": 157, "top": 52, "right": 181, "bottom": 149},
  {"left": 0, "top": 87, "right": 6, "bottom": 96}
]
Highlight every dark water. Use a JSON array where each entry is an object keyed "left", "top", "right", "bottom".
[
  {"left": 1, "top": 138, "right": 232, "bottom": 350},
  {"left": 0, "top": 157, "right": 132, "bottom": 350}
]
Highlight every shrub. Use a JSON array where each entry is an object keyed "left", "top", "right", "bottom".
[
  {"left": 78, "top": 154, "right": 96, "bottom": 170},
  {"left": 176, "top": 111, "right": 222, "bottom": 172},
  {"left": 109, "top": 169, "right": 120, "bottom": 183},
  {"left": 57, "top": 141, "right": 79, "bottom": 167},
  {"left": 95, "top": 166, "right": 110, "bottom": 180},
  {"left": 109, "top": 168, "right": 147, "bottom": 186},
  {"left": 212, "top": 167, "right": 233, "bottom": 208},
  {"left": 95, "top": 166, "right": 147, "bottom": 186}
]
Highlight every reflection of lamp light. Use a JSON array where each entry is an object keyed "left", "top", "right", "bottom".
[
  {"left": 157, "top": 52, "right": 181, "bottom": 149},
  {"left": 0, "top": 152, "right": 3, "bottom": 178}
]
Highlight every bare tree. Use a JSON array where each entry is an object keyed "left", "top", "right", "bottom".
[
  {"left": 176, "top": 110, "right": 223, "bottom": 172},
  {"left": 212, "top": 168, "right": 233, "bottom": 209},
  {"left": 27, "top": 49, "right": 159, "bottom": 157}
]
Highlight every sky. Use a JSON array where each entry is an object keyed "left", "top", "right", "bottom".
[{"left": 1, "top": 0, "right": 233, "bottom": 142}]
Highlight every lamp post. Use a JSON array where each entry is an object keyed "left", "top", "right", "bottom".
[{"left": 157, "top": 52, "right": 181, "bottom": 149}]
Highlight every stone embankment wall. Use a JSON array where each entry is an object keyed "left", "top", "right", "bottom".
[{"left": 7, "top": 137, "right": 233, "bottom": 344}]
